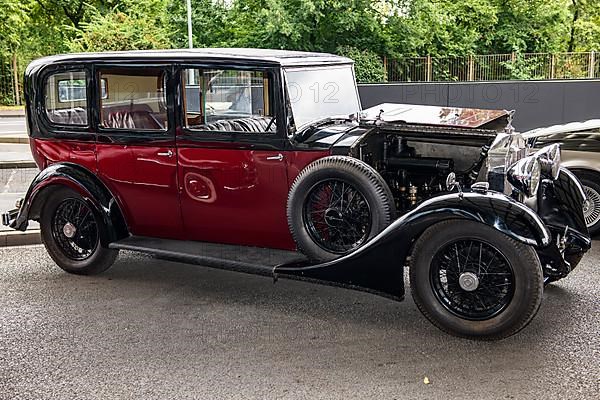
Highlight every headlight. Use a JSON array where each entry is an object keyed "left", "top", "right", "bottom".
[
  {"left": 507, "top": 156, "right": 542, "bottom": 197},
  {"left": 534, "top": 143, "right": 561, "bottom": 180}
]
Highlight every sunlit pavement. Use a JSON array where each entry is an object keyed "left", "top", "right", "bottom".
[{"left": 0, "top": 243, "right": 598, "bottom": 399}]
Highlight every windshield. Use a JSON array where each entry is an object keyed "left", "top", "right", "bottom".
[{"left": 284, "top": 65, "right": 361, "bottom": 129}]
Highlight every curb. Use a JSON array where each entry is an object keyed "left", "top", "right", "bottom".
[
  {"left": 0, "top": 111, "right": 25, "bottom": 118},
  {"left": 0, "top": 137, "right": 29, "bottom": 144},
  {"left": 0, "top": 230, "right": 41, "bottom": 247},
  {"left": 0, "top": 160, "right": 37, "bottom": 169}
]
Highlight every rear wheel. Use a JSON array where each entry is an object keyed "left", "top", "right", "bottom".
[
  {"left": 287, "top": 156, "right": 395, "bottom": 261},
  {"left": 410, "top": 220, "right": 543, "bottom": 340},
  {"left": 40, "top": 187, "right": 118, "bottom": 275}
]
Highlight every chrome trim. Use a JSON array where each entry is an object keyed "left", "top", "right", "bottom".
[
  {"left": 507, "top": 155, "right": 542, "bottom": 197},
  {"left": 266, "top": 153, "right": 284, "bottom": 161},
  {"left": 157, "top": 150, "right": 174, "bottom": 157},
  {"left": 534, "top": 143, "right": 561, "bottom": 180}
]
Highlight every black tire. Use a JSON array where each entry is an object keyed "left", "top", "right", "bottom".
[
  {"left": 40, "top": 187, "right": 118, "bottom": 275},
  {"left": 287, "top": 156, "right": 396, "bottom": 261},
  {"left": 410, "top": 220, "right": 544, "bottom": 340},
  {"left": 573, "top": 170, "right": 600, "bottom": 235}
]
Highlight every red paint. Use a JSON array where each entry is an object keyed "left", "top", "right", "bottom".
[
  {"left": 96, "top": 143, "right": 184, "bottom": 239},
  {"left": 177, "top": 145, "right": 295, "bottom": 249},
  {"left": 30, "top": 136, "right": 330, "bottom": 249},
  {"left": 31, "top": 138, "right": 96, "bottom": 172}
]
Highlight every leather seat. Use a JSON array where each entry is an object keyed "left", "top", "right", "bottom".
[
  {"left": 48, "top": 107, "right": 88, "bottom": 125},
  {"left": 102, "top": 104, "right": 164, "bottom": 130},
  {"left": 198, "top": 117, "right": 274, "bottom": 133}
]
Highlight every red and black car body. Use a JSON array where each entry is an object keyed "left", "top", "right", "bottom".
[{"left": 2, "top": 49, "right": 591, "bottom": 340}]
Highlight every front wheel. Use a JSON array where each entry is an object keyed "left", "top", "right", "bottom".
[
  {"left": 574, "top": 170, "right": 600, "bottom": 235},
  {"left": 410, "top": 220, "right": 543, "bottom": 340},
  {"left": 40, "top": 187, "right": 118, "bottom": 275}
]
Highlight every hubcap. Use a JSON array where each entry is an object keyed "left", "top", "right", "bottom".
[
  {"left": 51, "top": 198, "right": 98, "bottom": 261},
  {"left": 303, "top": 179, "right": 372, "bottom": 254},
  {"left": 62, "top": 222, "right": 77, "bottom": 239},
  {"left": 582, "top": 185, "right": 600, "bottom": 228},
  {"left": 430, "top": 239, "right": 514, "bottom": 320},
  {"left": 458, "top": 272, "right": 479, "bottom": 291}
]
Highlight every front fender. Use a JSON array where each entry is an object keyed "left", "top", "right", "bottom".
[
  {"left": 11, "top": 162, "right": 128, "bottom": 246},
  {"left": 275, "top": 191, "right": 551, "bottom": 300}
]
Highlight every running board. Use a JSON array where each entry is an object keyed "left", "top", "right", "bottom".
[{"left": 109, "top": 236, "right": 307, "bottom": 277}]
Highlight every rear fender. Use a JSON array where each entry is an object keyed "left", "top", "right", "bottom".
[
  {"left": 275, "top": 191, "right": 551, "bottom": 300},
  {"left": 11, "top": 162, "right": 129, "bottom": 246}
]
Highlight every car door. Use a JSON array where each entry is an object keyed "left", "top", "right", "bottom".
[
  {"left": 177, "top": 65, "right": 295, "bottom": 250},
  {"left": 95, "top": 64, "right": 183, "bottom": 239}
]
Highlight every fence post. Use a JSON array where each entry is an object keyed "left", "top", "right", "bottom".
[
  {"left": 550, "top": 54, "right": 556, "bottom": 79},
  {"left": 383, "top": 56, "right": 388, "bottom": 81},
  {"left": 590, "top": 52, "right": 595, "bottom": 79},
  {"left": 426, "top": 55, "right": 432, "bottom": 82},
  {"left": 468, "top": 55, "right": 475, "bottom": 81},
  {"left": 11, "top": 54, "right": 20, "bottom": 106}
]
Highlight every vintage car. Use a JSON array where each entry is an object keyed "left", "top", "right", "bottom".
[
  {"left": 2, "top": 49, "right": 591, "bottom": 340},
  {"left": 524, "top": 120, "right": 600, "bottom": 234}
]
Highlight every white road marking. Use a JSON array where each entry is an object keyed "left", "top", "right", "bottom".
[{"left": 2, "top": 170, "right": 16, "bottom": 193}]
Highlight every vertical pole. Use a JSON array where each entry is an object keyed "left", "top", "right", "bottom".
[
  {"left": 186, "top": 0, "right": 193, "bottom": 49},
  {"left": 426, "top": 55, "right": 432, "bottom": 82},
  {"left": 589, "top": 51, "right": 595, "bottom": 79},
  {"left": 12, "top": 54, "right": 20, "bottom": 106},
  {"left": 550, "top": 54, "right": 556, "bottom": 79},
  {"left": 186, "top": 0, "right": 194, "bottom": 85},
  {"left": 468, "top": 55, "right": 474, "bottom": 81},
  {"left": 383, "top": 56, "right": 388, "bottom": 82}
]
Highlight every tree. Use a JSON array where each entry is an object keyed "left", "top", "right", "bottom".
[
  {"left": 69, "top": 1, "right": 174, "bottom": 52},
  {"left": 0, "top": 0, "right": 29, "bottom": 104},
  {"left": 568, "top": 0, "right": 600, "bottom": 51}
]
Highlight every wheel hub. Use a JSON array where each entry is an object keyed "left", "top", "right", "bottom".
[
  {"left": 458, "top": 272, "right": 479, "bottom": 292},
  {"left": 583, "top": 199, "right": 590, "bottom": 213},
  {"left": 324, "top": 208, "right": 344, "bottom": 227},
  {"left": 62, "top": 222, "right": 77, "bottom": 239},
  {"left": 582, "top": 185, "right": 600, "bottom": 227}
]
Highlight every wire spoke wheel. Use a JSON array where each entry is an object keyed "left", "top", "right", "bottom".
[
  {"left": 582, "top": 185, "right": 600, "bottom": 228},
  {"left": 302, "top": 179, "right": 372, "bottom": 254},
  {"left": 50, "top": 198, "right": 98, "bottom": 261},
  {"left": 430, "top": 239, "right": 515, "bottom": 320}
]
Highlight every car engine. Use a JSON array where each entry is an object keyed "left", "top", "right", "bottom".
[{"left": 354, "top": 131, "right": 493, "bottom": 213}]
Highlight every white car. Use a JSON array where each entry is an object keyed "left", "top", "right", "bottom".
[{"left": 525, "top": 120, "right": 600, "bottom": 234}]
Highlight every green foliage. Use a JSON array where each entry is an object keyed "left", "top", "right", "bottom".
[
  {"left": 336, "top": 46, "right": 387, "bottom": 82},
  {"left": 0, "top": 0, "right": 29, "bottom": 53},
  {"left": 502, "top": 54, "right": 547, "bottom": 80},
  {"left": 69, "top": 1, "right": 173, "bottom": 52},
  {"left": 1, "top": 0, "right": 600, "bottom": 82}
]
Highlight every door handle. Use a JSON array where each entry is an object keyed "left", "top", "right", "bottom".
[
  {"left": 157, "top": 150, "right": 174, "bottom": 157},
  {"left": 266, "top": 153, "right": 284, "bottom": 161}
]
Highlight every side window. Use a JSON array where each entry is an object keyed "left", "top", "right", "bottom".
[
  {"left": 183, "top": 68, "right": 275, "bottom": 133},
  {"left": 99, "top": 68, "right": 168, "bottom": 131},
  {"left": 45, "top": 71, "right": 88, "bottom": 126}
]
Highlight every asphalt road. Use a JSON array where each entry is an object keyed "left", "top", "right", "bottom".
[
  {"left": 0, "top": 168, "right": 39, "bottom": 231},
  {"left": 0, "top": 243, "right": 598, "bottom": 399},
  {"left": 0, "top": 117, "right": 26, "bottom": 137}
]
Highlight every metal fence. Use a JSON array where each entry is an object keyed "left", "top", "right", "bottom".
[
  {"left": 2, "top": 52, "right": 600, "bottom": 104},
  {"left": 386, "top": 52, "right": 600, "bottom": 82}
]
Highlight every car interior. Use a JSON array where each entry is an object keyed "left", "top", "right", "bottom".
[{"left": 183, "top": 68, "right": 276, "bottom": 133}]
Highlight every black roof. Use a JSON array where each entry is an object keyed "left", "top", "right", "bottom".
[{"left": 27, "top": 48, "right": 353, "bottom": 73}]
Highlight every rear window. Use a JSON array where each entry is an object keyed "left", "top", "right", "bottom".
[{"left": 45, "top": 71, "right": 88, "bottom": 126}]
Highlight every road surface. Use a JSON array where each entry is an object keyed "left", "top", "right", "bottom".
[{"left": 0, "top": 243, "right": 598, "bottom": 399}]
